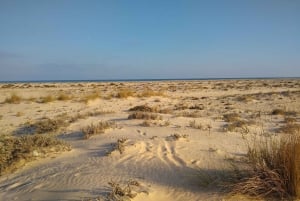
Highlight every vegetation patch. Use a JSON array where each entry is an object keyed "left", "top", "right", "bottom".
[
  {"left": 0, "top": 134, "right": 70, "bottom": 175},
  {"left": 107, "top": 138, "right": 128, "bottom": 155},
  {"left": 128, "top": 112, "right": 162, "bottom": 120},
  {"left": 107, "top": 180, "right": 145, "bottom": 201},
  {"left": 81, "top": 121, "right": 116, "bottom": 139},
  {"left": 3, "top": 93, "right": 22, "bottom": 104},
  {"left": 232, "top": 134, "right": 300, "bottom": 199},
  {"left": 115, "top": 88, "right": 134, "bottom": 98}
]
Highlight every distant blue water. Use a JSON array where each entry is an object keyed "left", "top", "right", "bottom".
[{"left": 0, "top": 77, "right": 299, "bottom": 83}]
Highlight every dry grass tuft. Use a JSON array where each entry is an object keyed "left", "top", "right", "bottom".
[
  {"left": 39, "top": 95, "right": 55, "bottom": 103},
  {"left": 115, "top": 88, "right": 134, "bottom": 98},
  {"left": 271, "top": 109, "right": 286, "bottom": 115},
  {"left": 31, "top": 117, "right": 67, "bottom": 134},
  {"left": 0, "top": 134, "right": 70, "bottom": 175},
  {"left": 128, "top": 112, "right": 162, "bottom": 120},
  {"left": 57, "top": 93, "right": 72, "bottom": 101},
  {"left": 81, "top": 121, "right": 116, "bottom": 139},
  {"left": 107, "top": 180, "right": 141, "bottom": 201},
  {"left": 189, "top": 120, "right": 203, "bottom": 129},
  {"left": 129, "top": 104, "right": 171, "bottom": 114},
  {"left": 107, "top": 138, "right": 128, "bottom": 155},
  {"left": 232, "top": 134, "right": 300, "bottom": 199},
  {"left": 279, "top": 123, "right": 300, "bottom": 135},
  {"left": 168, "top": 133, "right": 188, "bottom": 141},
  {"left": 138, "top": 89, "right": 164, "bottom": 97},
  {"left": 81, "top": 92, "right": 101, "bottom": 103},
  {"left": 4, "top": 93, "right": 22, "bottom": 104},
  {"left": 223, "top": 113, "right": 240, "bottom": 122}
]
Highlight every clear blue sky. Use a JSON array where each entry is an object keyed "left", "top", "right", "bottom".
[{"left": 0, "top": 0, "right": 299, "bottom": 81}]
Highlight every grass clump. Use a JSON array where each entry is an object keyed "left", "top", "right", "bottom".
[
  {"left": 81, "top": 121, "right": 116, "bottom": 139},
  {"left": 138, "top": 89, "right": 164, "bottom": 97},
  {"left": 57, "top": 93, "right": 72, "bottom": 101},
  {"left": 4, "top": 93, "right": 22, "bottom": 104},
  {"left": 128, "top": 112, "right": 162, "bottom": 120},
  {"left": 223, "top": 113, "right": 240, "bottom": 122},
  {"left": 107, "top": 138, "right": 128, "bottom": 155},
  {"left": 271, "top": 109, "right": 286, "bottom": 115},
  {"left": 115, "top": 88, "right": 134, "bottom": 98},
  {"left": 39, "top": 95, "right": 55, "bottom": 103},
  {"left": 189, "top": 120, "right": 203, "bottom": 129},
  {"left": 81, "top": 92, "right": 101, "bottom": 103},
  {"left": 32, "top": 117, "right": 67, "bottom": 134},
  {"left": 107, "top": 180, "right": 141, "bottom": 201},
  {"left": 232, "top": 134, "right": 300, "bottom": 199},
  {"left": 0, "top": 134, "right": 70, "bottom": 175}
]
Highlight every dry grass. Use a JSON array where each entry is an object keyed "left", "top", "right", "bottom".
[
  {"left": 0, "top": 134, "right": 70, "bottom": 175},
  {"left": 138, "top": 89, "right": 164, "bottom": 97},
  {"left": 115, "top": 88, "right": 134, "bottom": 98},
  {"left": 271, "top": 109, "right": 286, "bottom": 115},
  {"left": 57, "top": 93, "right": 72, "bottom": 101},
  {"left": 129, "top": 104, "right": 171, "bottom": 114},
  {"left": 189, "top": 120, "right": 203, "bottom": 129},
  {"left": 81, "top": 92, "right": 101, "bottom": 103},
  {"left": 81, "top": 121, "right": 116, "bottom": 139},
  {"left": 232, "top": 134, "right": 300, "bottom": 199},
  {"left": 107, "top": 138, "right": 128, "bottom": 155},
  {"left": 107, "top": 180, "right": 141, "bottom": 201},
  {"left": 4, "top": 93, "right": 22, "bottom": 104},
  {"left": 31, "top": 117, "right": 67, "bottom": 134},
  {"left": 128, "top": 112, "right": 162, "bottom": 120},
  {"left": 279, "top": 123, "right": 300, "bottom": 135},
  {"left": 223, "top": 113, "right": 240, "bottom": 122},
  {"left": 39, "top": 95, "right": 55, "bottom": 103},
  {"left": 168, "top": 133, "right": 188, "bottom": 141}
]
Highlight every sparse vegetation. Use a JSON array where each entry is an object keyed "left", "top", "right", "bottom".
[
  {"left": 4, "top": 93, "right": 22, "bottom": 104},
  {"left": 81, "top": 121, "right": 116, "bottom": 139},
  {"left": 271, "top": 108, "right": 286, "bottom": 115},
  {"left": 32, "top": 117, "right": 66, "bottom": 134},
  {"left": 138, "top": 89, "right": 164, "bottom": 97},
  {"left": 128, "top": 112, "right": 162, "bottom": 120},
  {"left": 189, "top": 120, "right": 203, "bottom": 129},
  {"left": 39, "top": 95, "right": 55, "bottom": 103},
  {"left": 232, "top": 133, "right": 300, "bottom": 199},
  {"left": 81, "top": 91, "right": 101, "bottom": 103},
  {"left": 223, "top": 113, "right": 240, "bottom": 122},
  {"left": 107, "top": 180, "right": 142, "bottom": 201},
  {"left": 0, "top": 134, "right": 70, "bottom": 175},
  {"left": 115, "top": 88, "right": 134, "bottom": 98},
  {"left": 107, "top": 138, "right": 128, "bottom": 155},
  {"left": 57, "top": 93, "right": 72, "bottom": 101},
  {"left": 168, "top": 133, "right": 188, "bottom": 140}
]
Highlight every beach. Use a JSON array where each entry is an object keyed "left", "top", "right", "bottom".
[{"left": 0, "top": 79, "right": 299, "bottom": 201}]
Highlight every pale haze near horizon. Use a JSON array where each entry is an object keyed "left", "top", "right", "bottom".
[{"left": 0, "top": 0, "right": 299, "bottom": 81}]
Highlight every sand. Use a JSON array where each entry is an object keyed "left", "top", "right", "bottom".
[{"left": 0, "top": 79, "right": 299, "bottom": 201}]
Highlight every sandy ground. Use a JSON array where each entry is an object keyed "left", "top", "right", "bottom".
[{"left": 0, "top": 79, "right": 299, "bottom": 201}]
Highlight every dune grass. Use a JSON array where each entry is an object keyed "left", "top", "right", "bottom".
[
  {"left": 81, "top": 121, "right": 116, "bottom": 139},
  {"left": 232, "top": 133, "right": 300, "bottom": 199},
  {"left": 4, "top": 93, "right": 22, "bottom": 104},
  {"left": 0, "top": 134, "right": 70, "bottom": 175}
]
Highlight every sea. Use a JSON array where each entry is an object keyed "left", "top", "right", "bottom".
[{"left": 0, "top": 77, "right": 298, "bottom": 84}]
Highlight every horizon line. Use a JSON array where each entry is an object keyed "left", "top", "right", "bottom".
[{"left": 0, "top": 76, "right": 299, "bottom": 83}]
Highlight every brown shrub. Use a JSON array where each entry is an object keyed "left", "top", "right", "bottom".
[
  {"left": 0, "top": 135, "right": 70, "bottom": 175},
  {"left": 81, "top": 121, "right": 116, "bottom": 139},
  {"left": 128, "top": 112, "right": 162, "bottom": 120},
  {"left": 4, "top": 93, "right": 22, "bottom": 104},
  {"left": 233, "top": 134, "right": 300, "bottom": 199}
]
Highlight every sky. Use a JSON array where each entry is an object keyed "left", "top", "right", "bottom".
[{"left": 0, "top": 0, "right": 299, "bottom": 81}]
